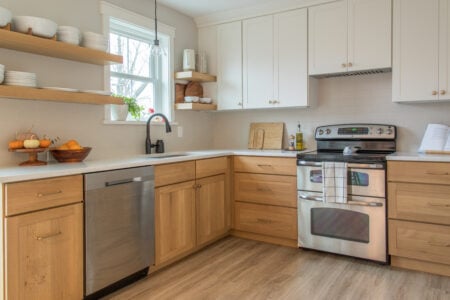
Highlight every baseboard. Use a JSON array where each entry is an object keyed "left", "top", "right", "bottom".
[
  {"left": 391, "top": 256, "right": 450, "bottom": 277},
  {"left": 231, "top": 230, "right": 298, "bottom": 248}
]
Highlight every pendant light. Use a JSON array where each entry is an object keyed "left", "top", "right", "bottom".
[{"left": 150, "top": 0, "right": 166, "bottom": 57}]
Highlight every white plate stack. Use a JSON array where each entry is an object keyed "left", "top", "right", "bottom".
[
  {"left": 82, "top": 32, "right": 108, "bottom": 51},
  {"left": 57, "top": 26, "right": 81, "bottom": 45},
  {"left": 4, "top": 71, "right": 37, "bottom": 87},
  {"left": 0, "top": 64, "right": 4, "bottom": 84}
]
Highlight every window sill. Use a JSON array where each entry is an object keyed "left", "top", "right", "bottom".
[{"left": 103, "top": 120, "right": 179, "bottom": 126}]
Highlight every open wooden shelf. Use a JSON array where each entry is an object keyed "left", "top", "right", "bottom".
[
  {"left": 175, "top": 102, "right": 217, "bottom": 111},
  {"left": 0, "top": 29, "right": 122, "bottom": 65},
  {"left": 0, "top": 85, "right": 123, "bottom": 105},
  {"left": 175, "top": 71, "right": 217, "bottom": 82}
]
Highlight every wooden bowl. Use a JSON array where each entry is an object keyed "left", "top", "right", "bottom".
[{"left": 50, "top": 147, "right": 92, "bottom": 163}]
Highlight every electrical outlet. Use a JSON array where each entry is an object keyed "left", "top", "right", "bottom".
[{"left": 177, "top": 126, "right": 183, "bottom": 138}]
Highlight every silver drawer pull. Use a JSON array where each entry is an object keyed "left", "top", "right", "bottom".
[
  {"left": 428, "top": 203, "right": 450, "bottom": 208},
  {"left": 35, "top": 231, "right": 62, "bottom": 241},
  {"left": 347, "top": 200, "right": 383, "bottom": 207},
  {"left": 256, "top": 218, "right": 272, "bottom": 224},
  {"left": 428, "top": 241, "right": 450, "bottom": 247},
  {"left": 299, "top": 194, "right": 323, "bottom": 201},
  {"left": 425, "top": 171, "right": 449, "bottom": 176},
  {"left": 36, "top": 190, "right": 62, "bottom": 197},
  {"left": 257, "top": 187, "right": 272, "bottom": 192},
  {"left": 257, "top": 164, "right": 273, "bottom": 167}
]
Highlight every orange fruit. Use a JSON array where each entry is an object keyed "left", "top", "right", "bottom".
[
  {"left": 66, "top": 140, "right": 80, "bottom": 147},
  {"left": 68, "top": 144, "right": 83, "bottom": 150},
  {"left": 39, "top": 139, "right": 51, "bottom": 148},
  {"left": 57, "top": 145, "right": 69, "bottom": 150}
]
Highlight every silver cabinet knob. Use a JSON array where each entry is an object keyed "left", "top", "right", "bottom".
[
  {"left": 348, "top": 62, "right": 353, "bottom": 67},
  {"left": 432, "top": 91, "right": 438, "bottom": 95},
  {"left": 440, "top": 90, "right": 446, "bottom": 95},
  {"left": 342, "top": 63, "right": 347, "bottom": 68}
]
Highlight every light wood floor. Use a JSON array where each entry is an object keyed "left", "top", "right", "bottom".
[{"left": 107, "top": 237, "right": 450, "bottom": 300}]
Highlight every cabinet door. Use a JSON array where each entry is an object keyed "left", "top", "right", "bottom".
[
  {"left": 196, "top": 174, "right": 228, "bottom": 246},
  {"left": 393, "top": 0, "right": 440, "bottom": 102},
  {"left": 439, "top": 0, "right": 450, "bottom": 99},
  {"left": 155, "top": 180, "right": 196, "bottom": 265},
  {"left": 217, "top": 21, "right": 243, "bottom": 110},
  {"left": 309, "top": 0, "right": 348, "bottom": 75},
  {"left": 6, "top": 204, "right": 83, "bottom": 300},
  {"left": 274, "top": 9, "right": 308, "bottom": 107},
  {"left": 348, "top": 0, "right": 392, "bottom": 72},
  {"left": 243, "top": 15, "right": 274, "bottom": 108}
]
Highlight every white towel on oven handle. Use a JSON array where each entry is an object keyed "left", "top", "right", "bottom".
[{"left": 322, "top": 162, "right": 348, "bottom": 203}]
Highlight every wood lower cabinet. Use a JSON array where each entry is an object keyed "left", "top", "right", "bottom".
[
  {"left": 232, "top": 156, "right": 298, "bottom": 247},
  {"left": 5, "top": 203, "right": 83, "bottom": 299},
  {"left": 155, "top": 180, "right": 197, "bottom": 265},
  {"left": 388, "top": 161, "right": 450, "bottom": 277},
  {"left": 196, "top": 174, "right": 228, "bottom": 246}
]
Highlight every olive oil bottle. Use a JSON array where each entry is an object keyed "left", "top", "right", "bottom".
[{"left": 296, "top": 122, "right": 304, "bottom": 151}]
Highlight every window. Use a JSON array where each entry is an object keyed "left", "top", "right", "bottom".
[{"left": 101, "top": 2, "right": 175, "bottom": 122}]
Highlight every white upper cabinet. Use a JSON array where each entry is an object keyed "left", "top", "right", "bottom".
[
  {"left": 217, "top": 21, "right": 243, "bottom": 110},
  {"left": 392, "top": 0, "right": 450, "bottom": 102},
  {"left": 275, "top": 9, "right": 309, "bottom": 107},
  {"left": 243, "top": 15, "right": 274, "bottom": 109},
  {"left": 309, "top": 0, "right": 392, "bottom": 76}
]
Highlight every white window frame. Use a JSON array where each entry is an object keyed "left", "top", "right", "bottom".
[{"left": 100, "top": 1, "right": 176, "bottom": 124}]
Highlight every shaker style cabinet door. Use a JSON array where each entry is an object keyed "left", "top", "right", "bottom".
[
  {"left": 155, "top": 181, "right": 196, "bottom": 265},
  {"left": 439, "top": 0, "right": 450, "bottom": 100},
  {"left": 5, "top": 204, "right": 83, "bottom": 300},
  {"left": 274, "top": 9, "right": 309, "bottom": 107},
  {"left": 392, "top": 0, "right": 441, "bottom": 102},
  {"left": 309, "top": 0, "right": 348, "bottom": 75},
  {"left": 348, "top": 0, "right": 392, "bottom": 72},
  {"left": 217, "top": 21, "right": 243, "bottom": 110},
  {"left": 243, "top": 15, "right": 274, "bottom": 109}
]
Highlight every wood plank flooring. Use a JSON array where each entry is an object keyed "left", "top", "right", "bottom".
[{"left": 106, "top": 237, "right": 450, "bottom": 300}]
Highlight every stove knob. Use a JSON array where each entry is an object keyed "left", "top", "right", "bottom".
[
  {"left": 377, "top": 128, "right": 384, "bottom": 135},
  {"left": 386, "top": 128, "right": 393, "bottom": 135},
  {"left": 325, "top": 129, "right": 331, "bottom": 135},
  {"left": 318, "top": 129, "right": 324, "bottom": 135}
]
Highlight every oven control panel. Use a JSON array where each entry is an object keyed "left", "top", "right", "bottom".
[{"left": 315, "top": 124, "right": 396, "bottom": 140}]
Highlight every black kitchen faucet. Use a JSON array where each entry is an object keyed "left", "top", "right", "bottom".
[{"left": 145, "top": 113, "right": 172, "bottom": 154}]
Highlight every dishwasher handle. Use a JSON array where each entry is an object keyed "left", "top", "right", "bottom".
[{"left": 105, "top": 177, "right": 143, "bottom": 187}]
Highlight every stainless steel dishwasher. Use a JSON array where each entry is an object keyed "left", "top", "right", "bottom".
[{"left": 84, "top": 166, "right": 154, "bottom": 299}]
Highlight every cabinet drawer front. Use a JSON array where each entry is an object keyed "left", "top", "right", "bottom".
[
  {"left": 155, "top": 161, "right": 195, "bottom": 187},
  {"left": 196, "top": 156, "right": 228, "bottom": 178},
  {"left": 388, "top": 182, "right": 450, "bottom": 225},
  {"left": 234, "top": 202, "right": 297, "bottom": 239},
  {"left": 388, "top": 161, "right": 450, "bottom": 185},
  {"left": 389, "top": 220, "right": 450, "bottom": 265},
  {"left": 5, "top": 175, "right": 83, "bottom": 216},
  {"left": 234, "top": 156, "right": 296, "bottom": 175},
  {"left": 234, "top": 173, "right": 296, "bottom": 208}
]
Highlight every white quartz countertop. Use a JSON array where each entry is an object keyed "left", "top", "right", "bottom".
[
  {"left": 387, "top": 152, "right": 450, "bottom": 162},
  {"left": 0, "top": 149, "right": 303, "bottom": 183}
]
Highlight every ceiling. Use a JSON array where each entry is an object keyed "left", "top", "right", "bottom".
[{"left": 158, "top": 0, "right": 277, "bottom": 18}]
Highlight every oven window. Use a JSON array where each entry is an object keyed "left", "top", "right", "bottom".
[
  {"left": 311, "top": 208, "right": 369, "bottom": 243},
  {"left": 309, "top": 170, "right": 369, "bottom": 186}
]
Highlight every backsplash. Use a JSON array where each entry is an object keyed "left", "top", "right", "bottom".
[{"left": 211, "top": 73, "right": 450, "bottom": 152}]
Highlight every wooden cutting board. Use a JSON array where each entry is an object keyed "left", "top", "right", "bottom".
[{"left": 248, "top": 122, "right": 284, "bottom": 150}]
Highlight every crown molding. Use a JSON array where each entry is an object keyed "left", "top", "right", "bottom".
[{"left": 194, "top": 0, "right": 337, "bottom": 28}]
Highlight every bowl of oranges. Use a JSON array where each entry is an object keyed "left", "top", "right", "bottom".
[{"left": 50, "top": 139, "right": 91, "bottom": 163}]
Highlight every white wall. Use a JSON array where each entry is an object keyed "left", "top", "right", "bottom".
[
  {"left": 0, "top": 0, "right": 214, "bottom": 167},
  {"left": 211, "top": 73, "right": 450, "bottom": 152}
]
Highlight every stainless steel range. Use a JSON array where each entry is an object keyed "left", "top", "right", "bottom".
[{"left": 297, "top": 124, "right": 396, "bottom": 263}]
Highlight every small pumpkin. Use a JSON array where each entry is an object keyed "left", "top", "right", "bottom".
[
  {"left": 8, "top": 140, "right": 24, "bottom": 150},
  {"left": 39, "top": 139, "right": 51, "bottom": 148}
]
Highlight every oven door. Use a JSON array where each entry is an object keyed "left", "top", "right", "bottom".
[
  {"left": 297, "top": 191, "right": 387, "bottom": 262},
  {"left": 297, "top": 162, "right": 385, "bottom": 198}
]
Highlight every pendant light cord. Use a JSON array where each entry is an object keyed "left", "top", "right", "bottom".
[{"left": 154, "top": 0, "right": 158, "bottom": 42}]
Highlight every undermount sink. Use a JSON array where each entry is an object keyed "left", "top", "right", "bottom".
[{"left": 146, "top": 152, "right": 189, "bottom": 159}]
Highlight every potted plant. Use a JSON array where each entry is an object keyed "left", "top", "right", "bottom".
[{"left": 111, "top": 95, "right": 144, "bottom": 121}]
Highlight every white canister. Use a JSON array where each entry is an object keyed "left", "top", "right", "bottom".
[{"left": 183, "top": 49, "right": 196, "bottom": 71}]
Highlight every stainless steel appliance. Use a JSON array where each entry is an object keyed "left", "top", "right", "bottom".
[
  {"left": 297, "top": 124, "right": 396, "bottom": 263},
  {"left": 84, "top": 166, "right": 154, "bottom": 299}
]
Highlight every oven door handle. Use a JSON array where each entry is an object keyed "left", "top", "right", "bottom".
[
  {"left": 298, "top": 194, "right": 323, "bottom": 202},
  {"left": 297, "top": 161, "right": 322, "bottom": 167},
  {"left": 347, "top": 200, "right": 383, "bottom": 207}
]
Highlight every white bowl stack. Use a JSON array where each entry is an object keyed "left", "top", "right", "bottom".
[
  {"left": 0, "top": 6, "right": 12, "bottom": 27},
  {"left": 57, "top": 26, "right": 81, "bottom": 45},
  {"left": 82, "top": 32, "right": 108, "bottom": 51},
  {"left": 0, "top": 64, "right": 5, "bottom": 84},
  {"left": 4, "top": 71, "right": 37, "bottom": 87},
  {"left": 12, "top": 16, "right": 57, "bottom": 38}
]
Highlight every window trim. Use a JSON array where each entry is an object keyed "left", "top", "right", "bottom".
[{"left": 100, "top": 1, "right": 176, "bottom": 123}]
